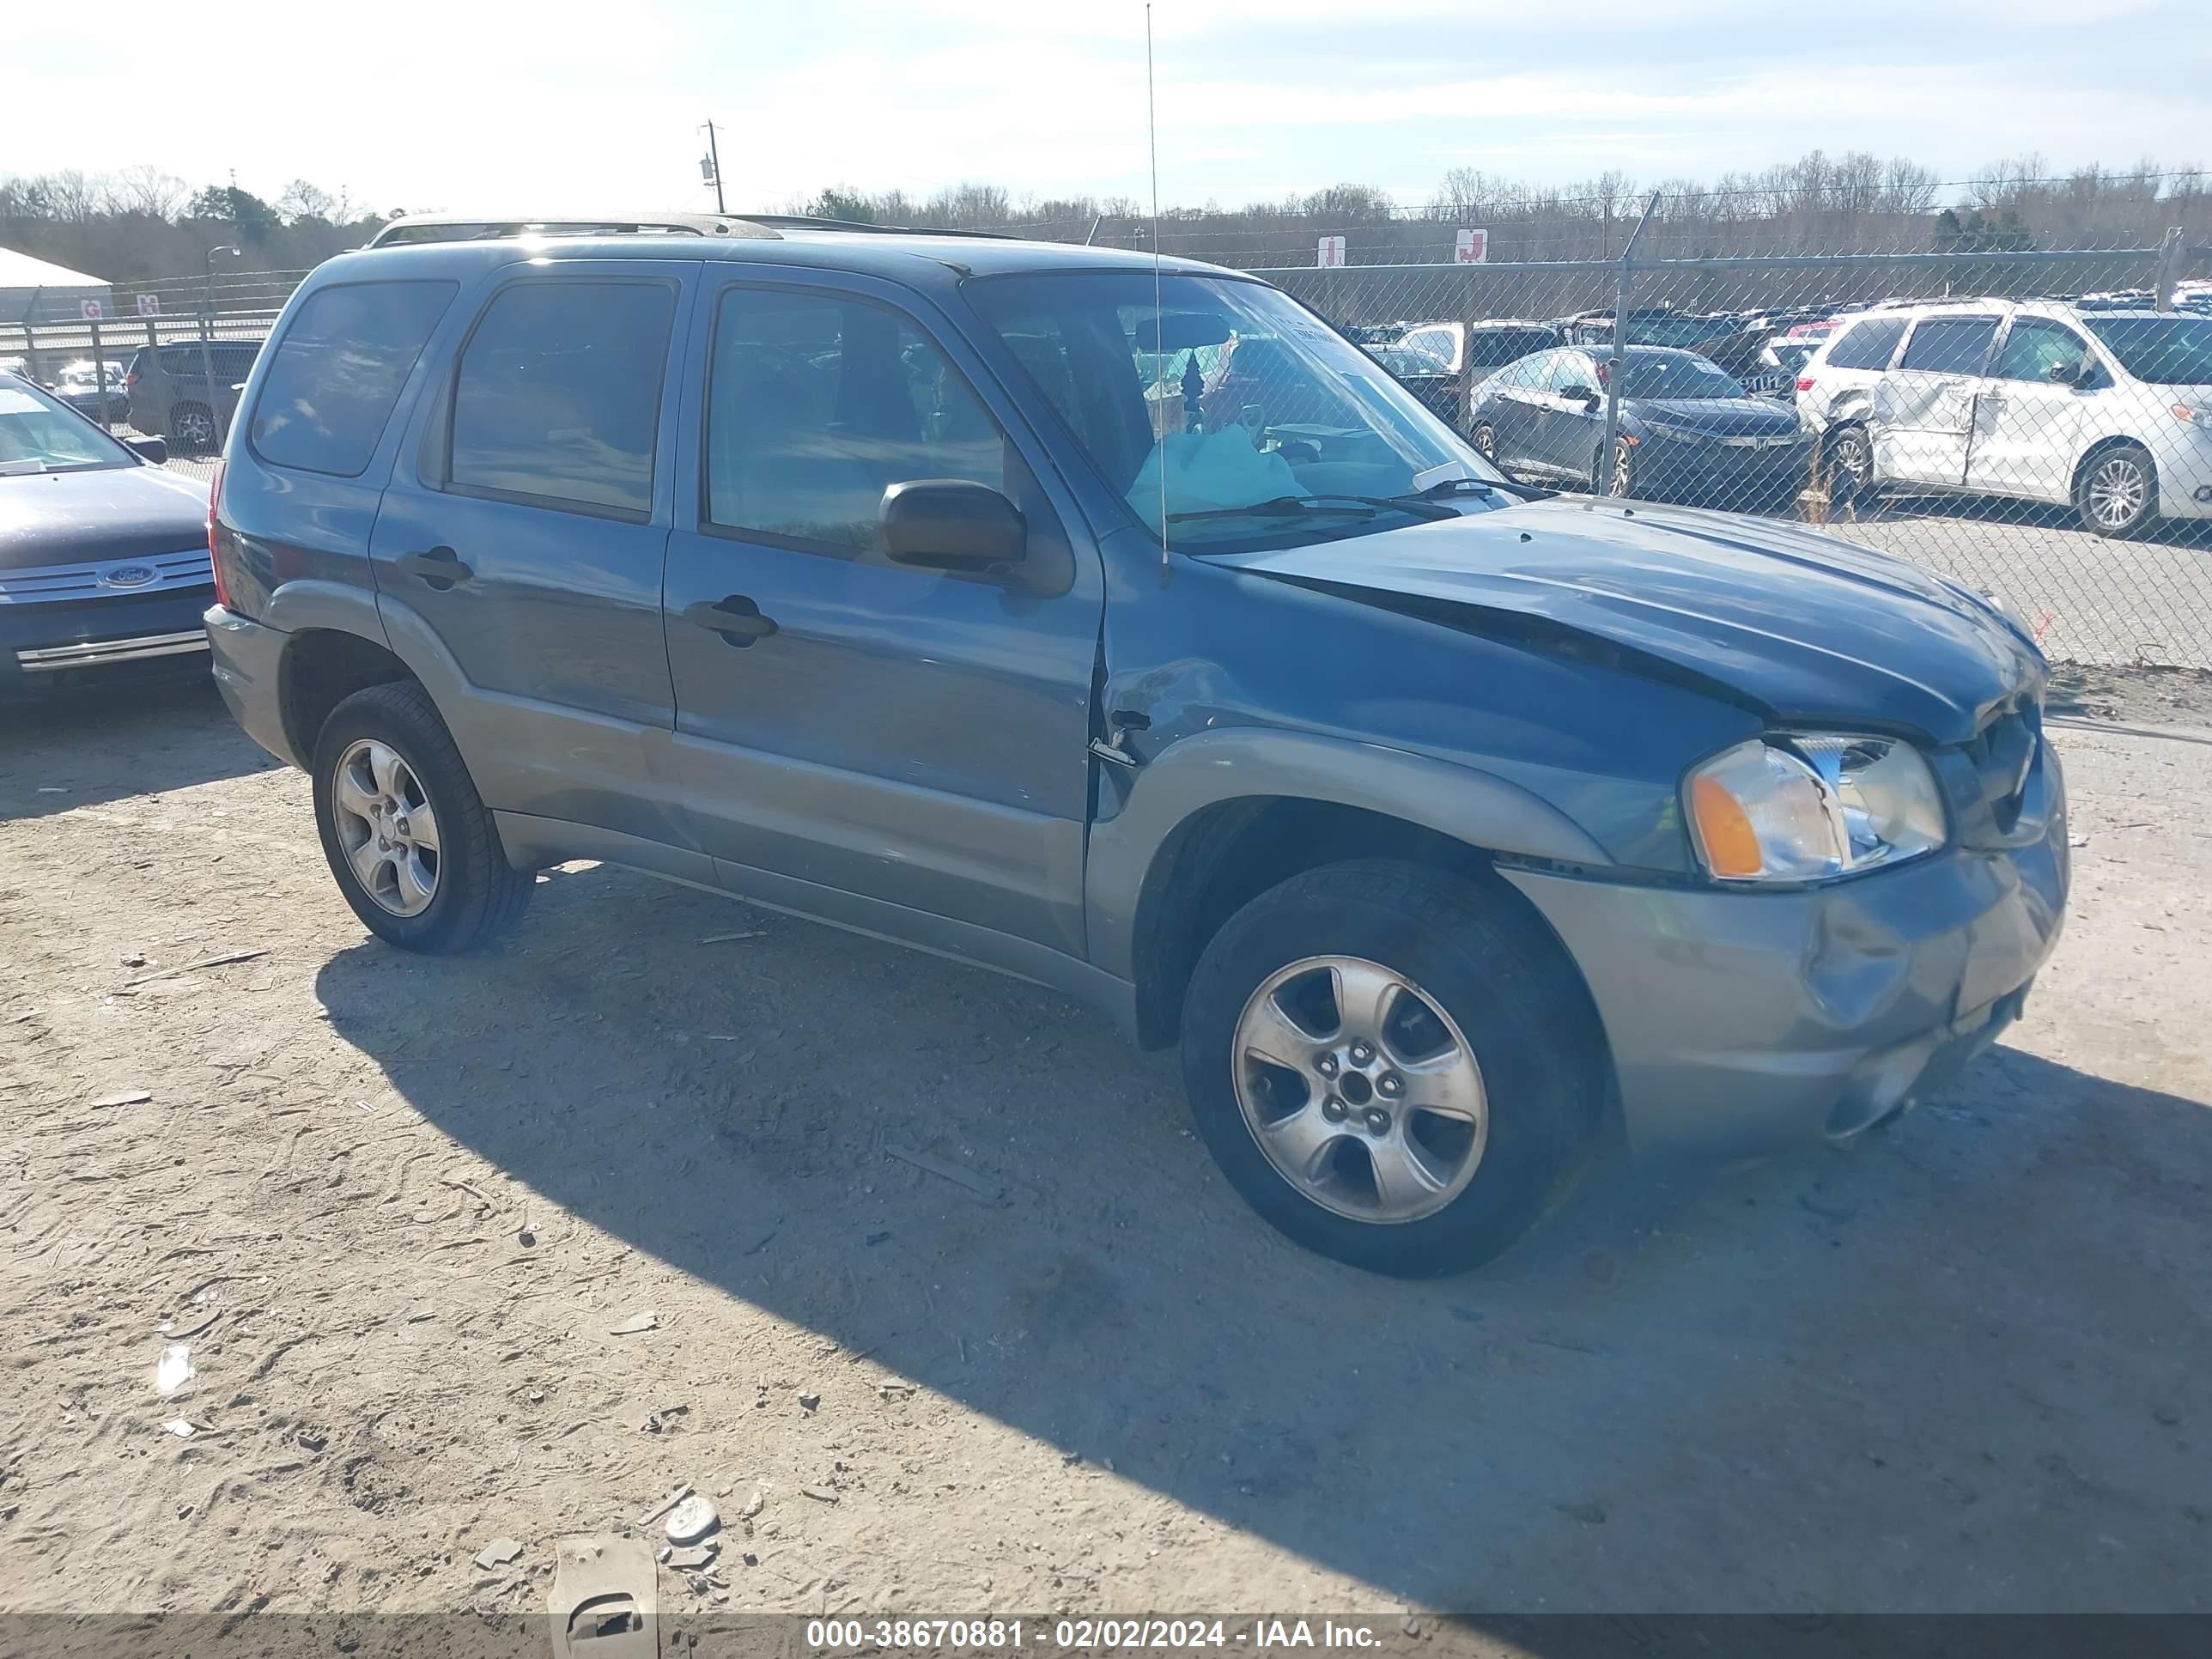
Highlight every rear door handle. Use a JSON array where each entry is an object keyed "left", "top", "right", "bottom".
[
  {"left": 395, "top": 546, "right": 471, "bottom": 589},
  {"left": 684, "top": 594, "right": 778, "bottom": 647}
]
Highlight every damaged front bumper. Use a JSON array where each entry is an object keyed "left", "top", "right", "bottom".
[{"left": 1502, "top": 749, "right": 2069, "bottom": 1157}]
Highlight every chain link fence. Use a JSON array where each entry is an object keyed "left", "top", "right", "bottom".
[
  {"left": 2, "top": 267, "right": 306, "bottom": 459},
  {"left": 1194, "top": 224, "right": 2212, "bottom": 670}
]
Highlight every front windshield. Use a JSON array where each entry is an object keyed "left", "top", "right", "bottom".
[
  {"left": 966, "top": 270, "right": 1507, "bottom": 550},
  {"left": 1619, "top": 352, "right": 1747, "bottom": 399},
  {"left": 0, "top": 380, "right": 133, "bottom": 474},
  {"left": 2086, "top": 317, "right": 2212, "bottom": 386}
]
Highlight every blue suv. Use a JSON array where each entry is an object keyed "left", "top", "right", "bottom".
[{"left": 204, "top": 225, "right": 2068, "bottom": 1274}]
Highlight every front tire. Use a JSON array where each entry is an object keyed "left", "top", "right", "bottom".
[
  {"left": 2075, "top": 443, "right": 2157, "bottom": 538},
  {"left": 1826, "top": 423, "right": 1875, "bottom": 502},
  {"left": 1179, "top": 860, "right": 1606, "bottom": 1276},
  {"left": 1601, "top": 436, "right": 1637, "bottom": 498},
  {"left": 311, "top": 681, "right": 532, "bottom": 954}
]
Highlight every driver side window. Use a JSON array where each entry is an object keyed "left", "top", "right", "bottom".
[{"left": 704, "top": 288, "right": 1007, "bottom": 556}]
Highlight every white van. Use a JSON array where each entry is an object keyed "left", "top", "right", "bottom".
[{"left": 1796, "top": 300, "right": 2212, "bottom": 537}]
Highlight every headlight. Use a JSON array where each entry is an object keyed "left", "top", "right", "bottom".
[
  {"left": 2173, "top": 404, "right": 2212, "bottom": 430},
  {"left": 1685, "top": 735, "right": 1947, "bottom": 883}
]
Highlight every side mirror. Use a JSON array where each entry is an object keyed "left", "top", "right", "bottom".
[
  {"left": 127, "top": 436, "right": 168, "bottom": 464},
  {"left": 880, "top": 479, "right": 1026, "bottom": 573},
  {"left": 2047, "top": 359, "right": 2084, "bottom": 386},
  {"left": 1558, "top": 385, "right": 1601, "bottom": 409}
]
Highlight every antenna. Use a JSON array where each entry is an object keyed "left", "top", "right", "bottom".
[{"left": 1146, "top": 3, "right": 1169, "bottom": 580}]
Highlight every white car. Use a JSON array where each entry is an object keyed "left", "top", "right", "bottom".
[{"left": 1796, "top": 299, "right": 2212, "bottom": 537}]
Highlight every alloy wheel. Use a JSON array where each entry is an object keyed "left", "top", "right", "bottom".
[
  {"left": 331, "top": 739, "right": 442, "bottom": 917},
  {"left": 2086, "top": 454, "right": 2149, "bottom": 532},
  {"left": 1231, "top": 955, "right": 1489, "bottom": 1224},
  {"left": 171, "top": 405, "right": 216, "bottom": 451}
]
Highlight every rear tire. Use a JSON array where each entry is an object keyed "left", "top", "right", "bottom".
[
  {"left": 1179, "top": 860, "right": 1606, "bottom": 1277},
  {"left": 311, "top": 681, "right": 532, "bottom": 954},
  {"left": 2075, "top": 442, "right": 2157, "bottom": 538},
  {"left": 168, "top": 401, "right": 216, "bottom": 454}
]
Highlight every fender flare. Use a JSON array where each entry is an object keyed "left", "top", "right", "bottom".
[{"left": 1085, "top": 726, "right": 1613, "bottom": 981}]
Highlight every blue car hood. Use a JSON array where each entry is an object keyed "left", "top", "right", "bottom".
[
  {"left": 1, "top": 463, "right": 210, "bottom": 572},
  {"left": 1231, "top": 496, "right": 2043, "bottom": 744}
]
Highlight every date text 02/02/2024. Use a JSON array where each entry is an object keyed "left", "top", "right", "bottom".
[{"left": 804, "top": 1619, "right": 1396, "bottom": 1650}]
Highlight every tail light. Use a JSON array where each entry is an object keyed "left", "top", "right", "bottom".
[
  {"left": 207, "top": 460, "right": 232, "bottom": 610},
  {"left": 1796, "top": 376, "right": 1816, "bottom": 392}
]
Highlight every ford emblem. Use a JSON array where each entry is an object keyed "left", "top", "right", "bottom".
[{"left": 98, "top": 563, "right": 159, "bottom": 589}]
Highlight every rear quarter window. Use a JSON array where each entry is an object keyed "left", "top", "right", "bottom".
[
  {"left": 249, "top": 281, "right": 458, "bottom": 477},
  {"left": 1824, "top": 316, "right": 1907, "bottom": 372}
]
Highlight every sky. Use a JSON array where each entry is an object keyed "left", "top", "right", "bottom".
[{"left": 8, "top": 0, "right": 2208, "bottom": 219}]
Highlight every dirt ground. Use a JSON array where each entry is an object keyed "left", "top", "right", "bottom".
[{"left": 2, "top": 674, "right": 2209, "bottom": 1625}]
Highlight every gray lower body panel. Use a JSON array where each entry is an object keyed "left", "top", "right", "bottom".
[
  {"left": 1504, "top": 777, "right": 2069, "bottom": 1156},
  {"left": 204, "top": 605, "right": 299, "bottom": 767}
]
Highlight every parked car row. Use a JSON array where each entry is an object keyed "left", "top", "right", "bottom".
[{"left": 1357, "top": 292, "right": 2212, "bottom": 537}]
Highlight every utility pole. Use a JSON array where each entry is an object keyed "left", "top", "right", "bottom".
[{"left": 700, "top": 122, "right": 726, "bottom": 215}]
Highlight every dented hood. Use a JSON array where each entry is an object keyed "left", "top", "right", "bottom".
[{"left": 1229, "top": 496, "right": 2043, "bottom": 744}]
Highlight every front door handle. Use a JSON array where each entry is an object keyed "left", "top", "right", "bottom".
[
  {"left": 395, "top": 546, "right": 471, "bottom": 589},
  {"left": 684, "top": 594, "right": 778, "bottom": 647}
]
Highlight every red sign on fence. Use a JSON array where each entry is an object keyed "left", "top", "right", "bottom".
[{"left": 1455, "top": 228, "right": 1489, "bottom": 264}]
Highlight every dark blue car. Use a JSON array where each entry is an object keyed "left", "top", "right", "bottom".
[
  {"left": 1468, "top": 343, "right": 1810, "bottom": 513},
  {"left": 1, "top": 374, "right": 211, "bottom": 696}
]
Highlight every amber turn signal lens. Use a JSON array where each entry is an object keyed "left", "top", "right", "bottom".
[{"left": 1690, "top": 773, "right": 1764, "bottom": 878}]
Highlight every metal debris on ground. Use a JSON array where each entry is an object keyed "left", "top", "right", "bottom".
[
  {"left": 665, "top": 1544, "right": 717, "bottom": 1571},
  {"left": 635, "top": 1483, "right": 693, "bottom": 1527},
  {"left": 154, "top": 1343, "right": 194, "bottom": 1395},
  {"left": 550, "top": 1534, "right": 657, "bottom": 1659},
  {"left": 122, "top": 948, "right": 267, "bottom": 988},
  {"left": 160, "top": 1418, "right": 199, "bottom": 1438},
  {"left": 882, "top": 1144, "right": 1002, "bottom": 1201},
  {"left": 474, "top": 1537, "right": 525, "bottom": 1571},
  {"left": 797, "top": 1393, "right": 820, "bottom": 1413},
  {"left": 90, "top": 1090, "right": 151, "bottom": 1109},
  {"left": 663, "top": 1492, "right": 720, "bottom": 1544},
  {"left": 697, "top": 931, "right": 764, "bottom": 945},
  {"left": 609, "top": 1310, "right": 659, "bottom": 1335}
]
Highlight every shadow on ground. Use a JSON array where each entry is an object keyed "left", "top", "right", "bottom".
[
  {"left": 0, "top": 674, "right": 273, "bottom": 823},
  {"left": 315, "top": 860, "right": 2212, "bottom": 1613}
]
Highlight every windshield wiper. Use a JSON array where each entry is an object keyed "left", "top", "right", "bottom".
[
  {"left": 1424, "top": 472, "right": 1554, "bottom": 502},
  {"left": 1167, "top": 495, "right": 1382, "bottom": 524}
]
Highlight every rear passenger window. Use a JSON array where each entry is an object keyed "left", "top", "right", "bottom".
[
  {"left": 704, "top": 288, "right": 1007, "bottom": 555},
  {"left": 1825, "top": 316, "right": 1906, "bottom": 372},
  {"left": 1899, "top": 318, "right": 1997, "bottom": 376},
  {"left": 250, "top": 281, "right": 456, "bottom": 477},
  {"left": 444, "top": 279, "right": 675, "bottom": 518}
]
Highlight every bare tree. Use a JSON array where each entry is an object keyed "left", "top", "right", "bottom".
[{"left": 112, "top": 165, "right": 189, "bottom": 221}]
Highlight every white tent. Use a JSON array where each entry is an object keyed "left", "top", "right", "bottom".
[{"left": 0, "top": 246, "right": 116, "bottom": 326}]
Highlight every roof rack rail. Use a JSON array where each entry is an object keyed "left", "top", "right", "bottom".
[
  {"left": 363, "top": 212, "right": 780, "bottom": 250},
  {"left": 737, "top": 214, "right": 1012, "bottom": 240}
]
